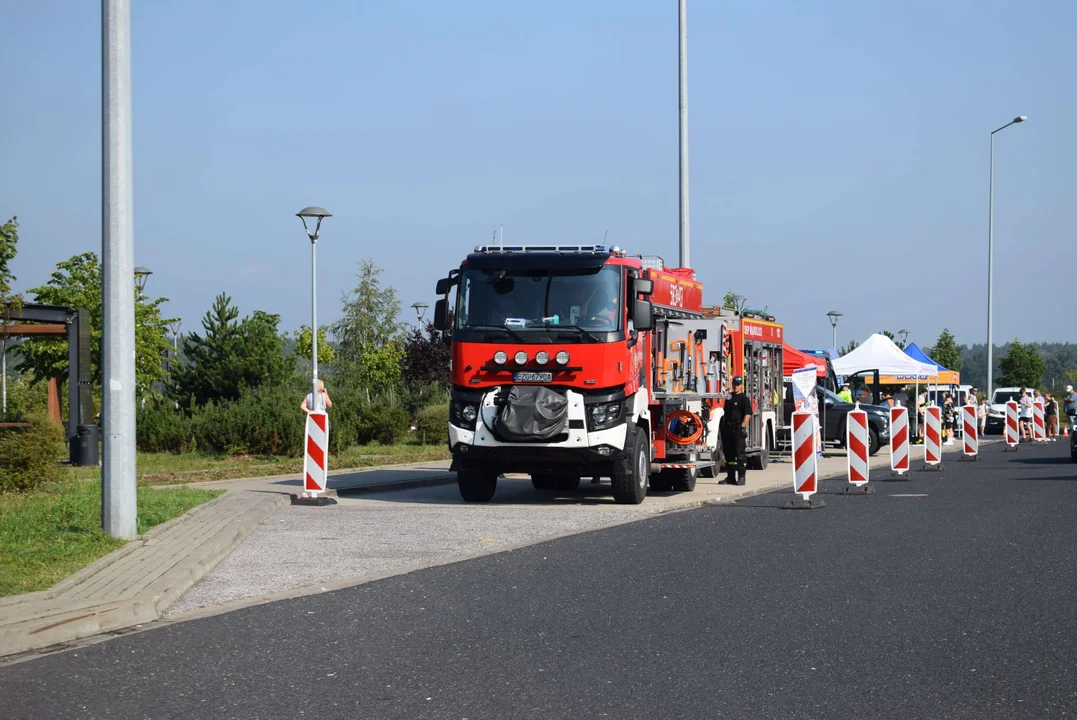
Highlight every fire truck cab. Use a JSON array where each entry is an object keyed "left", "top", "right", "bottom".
[{"left": 433, "top": 245, "right": 729, "bottom": 504}]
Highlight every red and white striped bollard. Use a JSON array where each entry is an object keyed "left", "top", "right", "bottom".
[
  {"left": 889, "top": 406, "right": 909, "bottom": 479},
  {"left": 1004, "top": 401, "right": 1019, "bottom": 451},
  {"left": 844, "top": 404, "right": 874, "bottom": 494},
  {"left": 960, "top": 405, "right": 979, "bottom": 460},
  {"left": 922, "top": 405, "right": 943, "bottom": 471},
  {"left": 784, "top": 410, "right": 825, "bottom": 509},
  {"left": 295, "top": 410, "right": 336, "bottom": 505},
  {"left": 1033, "top": 400, "right": 1047, "bottom": 443}
]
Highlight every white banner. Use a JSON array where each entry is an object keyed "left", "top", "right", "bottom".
[{"left": 791, "top": 367, "right": 820, "bottom": 453}]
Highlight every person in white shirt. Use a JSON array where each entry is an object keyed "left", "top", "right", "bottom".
[
  {"left": 301, "top": 380, "right": 333, "bottom": 413},
  {"left": 1018, "top": 387, "right": 1033, "bottom": 441}
]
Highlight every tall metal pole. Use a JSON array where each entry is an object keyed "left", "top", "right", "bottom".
[
  {"left": 2, "top": 337, "right": 7, "bottom": 416},
  {"left": 677, "top": 0, "right": 690, "bottom": 268},
  {"left": 101, "top": 0, "right": 137, "bottom": 539},
  {"left": 832, "top": 324, "right": 837, "bottom": 353},
  {"left": 986, "top": 132, "right": 995, "bottom": 399},
  {"left": 311, "top": 239, "right": 318, "bottom": 409},
  {"left": 986, "top": 116, "right": 1026, "bottom": 398}
]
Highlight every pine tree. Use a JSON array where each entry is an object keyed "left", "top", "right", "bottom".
[{"left": 173, "top": 294, "right": 291, "bottom": 407}]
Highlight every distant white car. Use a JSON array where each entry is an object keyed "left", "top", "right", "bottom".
[{"left": 986, "top": 387, "right": 1030, "bottom": 435}]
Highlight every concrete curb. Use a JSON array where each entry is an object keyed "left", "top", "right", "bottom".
[{"left": 0, "top": 492, "right": 285, "bottom": 659}]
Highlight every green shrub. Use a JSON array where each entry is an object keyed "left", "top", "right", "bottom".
[
  {"left": 0, "top": 413, "right": 65, "bottom": 493},
  {"left": 414, "top": 404, "right": 449, "bottom": 445},
  {"left": 137, "top": 402, "right": 193, "bottom": 453},
  {"left": 192, "top": 386, "right": 306, "bottom": 456},
  {"left": 356, "top": 404, "right": 410, "bottom": 445}
]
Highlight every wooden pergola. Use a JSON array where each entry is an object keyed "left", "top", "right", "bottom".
[{"left": 1, "top": 305, "right": 93, "bottom": 460}]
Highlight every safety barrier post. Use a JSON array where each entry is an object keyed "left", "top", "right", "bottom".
[
  {"left": 886, "top": 406, "right": 910, "bottom": 480},
  {"left": 844, "top": 404, "right": 874, "bottom": 495},
  {"left": 294, "top": 410, "right": 336, "bottom": 505},
  {"left": 960, "top": 405, "right": 979, "bottom": 461},
  {"left": 784, "top": 410, "right": 825, "bottom": 509},
  {"left": 921, "top": 405, "right": 943, "bottom": 472},
  {"left": 1004, "top": 401, "right": 1019, "bottom": 452},
  {"left": 1033, "top": 400, "right": 1047, "bottom": 443}
]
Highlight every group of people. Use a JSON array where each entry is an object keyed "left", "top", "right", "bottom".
[
  {"left": 1014, "top": 386, "right": 1064, "bottom": 442},
  {"left": 836, "top": 383, "right": 1076, "bottom": 446}
]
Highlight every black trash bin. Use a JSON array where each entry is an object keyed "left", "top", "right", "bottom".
[{"left": 71, "top": 424, "right": 100, "bottom": 467}]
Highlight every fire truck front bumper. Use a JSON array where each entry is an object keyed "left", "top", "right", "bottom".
[{"left": 447, "top": 387, "right": 630, "bottom": 475}]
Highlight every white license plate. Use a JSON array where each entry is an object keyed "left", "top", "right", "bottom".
[{"left": 514, "top": 372, "right": 553, "bottom": 383}]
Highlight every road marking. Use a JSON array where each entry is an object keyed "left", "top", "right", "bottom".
[{"left": 889, "top": 493, "right": 929, "bottom": 497}]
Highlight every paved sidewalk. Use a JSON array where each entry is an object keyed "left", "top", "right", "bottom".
[
  {"left": 0, "top": 492, "right": 285, "bottom": 658},
  {"left": 0, "top": 459, "right": 458, "bottom": 659}
]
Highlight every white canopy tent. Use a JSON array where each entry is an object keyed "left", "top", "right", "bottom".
[
  {"left": 833, "top": 333, "right": 938, "bottom": 378},
  {"left": 834, "top": 334, "right": 941, "bottom": 440}
]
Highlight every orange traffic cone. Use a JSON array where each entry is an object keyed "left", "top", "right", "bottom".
[{"left": 1063, "top": 425, "right": 1069, "bottom": 437}]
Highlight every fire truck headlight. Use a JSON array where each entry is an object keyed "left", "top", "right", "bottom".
[
  {"left": 535, "top": 351, "right": 550, "bottom": 365},
  {"left": 555, "top": 351, "right": 570, "bottom": 365},
  {"left": 587, "top": 401, "right": 624, "bottom": 431},
  {"left": 493, "top": 351, "right": 508, "bottom": 365},
  {"left": 514, "top": 351, "right": 528, "bottom": 365},
  {"left": 450, "top": 401, "right": 479, "bottom": 430}
]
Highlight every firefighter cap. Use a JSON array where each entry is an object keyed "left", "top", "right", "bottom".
[{"left": 732, "top": 375, "right": 743, "bottom": 386}]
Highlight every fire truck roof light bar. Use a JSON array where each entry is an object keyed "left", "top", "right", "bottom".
[{"left": 473, "top": 245, "right": 612, "bottom": 255}]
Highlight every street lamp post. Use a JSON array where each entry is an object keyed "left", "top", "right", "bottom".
[
  {"left": 987, "top": 115, "right": 1027, "bottom": 399},
  {"left": 827, "top": 310, "right": 842, "bottom": 351},
  {"left": 899, "top": 328, "right": 910, "bottom": 347},
  {"left": 168, "top": 320, "right": 181, "bottom": 409},
  {"left": 730, "top": 295, "right": 747, "bottom": 315},
  {"left": 134, "top": 267, "right": 152, "bottom": 293},
  {"left": 411, "top": 302, "right": 429, "bottom": 328},
  {"left": 297, "top": 207, "right": 331, "bottom": 411},
  {"left": 102, "top": 0, "right": 138, "bottom": 539}
]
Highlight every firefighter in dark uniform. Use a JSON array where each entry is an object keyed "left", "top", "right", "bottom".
[{"left": 721, "top": 375, "right": 753, "bottom": 485}]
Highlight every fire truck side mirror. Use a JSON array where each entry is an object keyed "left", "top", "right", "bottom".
[
  {"left": 433, "top": 298, "right": 448, "bottom": 332},
  {"left": 435, "top": 277, "right": 454, "bottom": 295},
  {"left": 634, "top": 278, "right": 654, "bottom": 296},
  {"left": 631, "top": 299, "right": 654, "bottom": 331}
]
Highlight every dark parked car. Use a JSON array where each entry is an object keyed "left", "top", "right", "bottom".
[{"left": 783, "top": 383, "right": 891, "bottom": 455}]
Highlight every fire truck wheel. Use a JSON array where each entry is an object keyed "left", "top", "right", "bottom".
[
  {"left": 457, "top": 466, "right": 498, "bottom": 503},
  {"left": 749, "top": 427, "right": 772, "bottom": 470},
  {"left": 671, "top": 466, "right": 697, "bottom": 492},
  {"left": 531, "top": 475, "right": 580, "bottom": 491},
  {"left": 699, "top": 446, "right": 724, "bottom": 478},
  {"left": 612, "top": 427, "right": 649, "bottom": 505},
  {"left": 649, "top": 473, "right": 672, "bottom": 492}
]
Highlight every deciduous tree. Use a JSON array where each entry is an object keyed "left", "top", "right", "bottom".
[
  {"left": 17, "top": 252, "right": 174, "bottom": 393},
  {"left": 998, "top": 339, "right": 1045, "bottom": 389}
]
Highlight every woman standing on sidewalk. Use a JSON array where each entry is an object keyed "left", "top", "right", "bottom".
[{"left": 301, "top": 380, "right": 333, "bottom": 413}]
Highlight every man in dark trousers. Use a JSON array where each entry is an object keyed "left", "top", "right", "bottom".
[{"left": 721, "top": 375, "right": 753, "bottom": 485}]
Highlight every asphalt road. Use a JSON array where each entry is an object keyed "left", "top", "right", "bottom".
[{"left": 3, "top": 441, "right": 1076, "bottom": 719}]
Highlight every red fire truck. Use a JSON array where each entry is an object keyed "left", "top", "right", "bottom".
[{"left": 432, "top": 245, "right": 781, "bottom": 504}]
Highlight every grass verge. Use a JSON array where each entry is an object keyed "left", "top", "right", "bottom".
[
  {"left": 65, "top": 444, "right": 452, "bottom": 486},
  {"left": 0, "top": 481, "right": 223, "bottom": 597}
]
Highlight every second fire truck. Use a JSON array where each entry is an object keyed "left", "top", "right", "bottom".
[{"left": 432, "top": 245, "right": 783, "bottom": 504}]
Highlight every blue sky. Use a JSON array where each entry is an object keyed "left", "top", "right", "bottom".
[{"left": 2, "top": 0, "right": 1073, "bottom": 350}]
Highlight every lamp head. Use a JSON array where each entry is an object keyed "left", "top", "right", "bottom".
[
  {"left": 134, "top": 267, "right": 152, "bottom": 292},
  {"left": 296, "top": 206, "right": 332, "bottom": 241}
]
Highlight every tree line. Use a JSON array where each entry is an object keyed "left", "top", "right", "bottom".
[{"left": 1, "top": 224, "right": 451, "bottom": 455}]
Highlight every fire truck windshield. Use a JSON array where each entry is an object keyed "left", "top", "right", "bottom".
[{"left": 455, "top": 265, "right": 622, "bottom": 339}]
